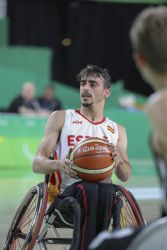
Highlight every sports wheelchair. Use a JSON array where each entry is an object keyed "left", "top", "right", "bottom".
[{"left": 3, "top": 172, "right": 146, "bottom": 250}]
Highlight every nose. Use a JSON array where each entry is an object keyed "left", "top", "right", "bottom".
[{"left": 82, "top": 82, "right": 90, "bottom": 91}]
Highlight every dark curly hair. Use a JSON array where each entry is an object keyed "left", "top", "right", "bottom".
[{"left": 76, "top": 65, "right": 111, "bottom": 89}]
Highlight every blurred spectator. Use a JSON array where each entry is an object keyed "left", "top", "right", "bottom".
[
  {"left": 8, "top": 81, "right": 41, "bottom": 115},
  {"left": 37, "top": 85, "right": 62, "bottom": 112}
]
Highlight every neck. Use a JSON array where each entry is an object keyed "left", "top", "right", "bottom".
[
  {"left": 147, "top": 68, "right": 167, "bottom": 91},
  {"left": 155, "top": 74, "right": 167, "bottom": 91},
  {"left": 80, "top": 104, "right": 104, "bottom": 122}
]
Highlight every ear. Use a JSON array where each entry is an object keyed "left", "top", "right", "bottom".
[
  {"left": 104, "top": 88, "right": 111, "bottom": 99},
  {"left": 133, "top": 52, "right": 146, "bottom": 70}
]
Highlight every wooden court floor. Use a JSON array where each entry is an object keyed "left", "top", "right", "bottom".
[{"left": 0, "top": 168, "right": 161, "bottom": 249}]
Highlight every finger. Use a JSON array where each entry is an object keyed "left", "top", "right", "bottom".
[
  {"left": 64, "top": 161, "right": 77, "bottom": 177},
  {"left": 67, "top": 147, "right": 73, "bottom": 159},
  {"left": 108, "top": 143, "right": 115, "bottom": 152},
  {"left": 64, "top": 158, "right": 72, "bottom": 167}
]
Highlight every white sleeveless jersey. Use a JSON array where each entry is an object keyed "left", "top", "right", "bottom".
[{"left": 56, "top": 109, "right": 118, "bottom": 191}]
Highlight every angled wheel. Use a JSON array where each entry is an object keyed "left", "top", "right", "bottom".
[
  {"left": 118, "top": 186, "right": 146, "bottom": 227},
  {"left": 112, "top": 185, "right": 146, "bottom": 230},
  {"left": 3, "top": 182, "right": 48, "bottom": 250},
  {"left": 127, "top": 217, "right": 167, "bottom": 250}
]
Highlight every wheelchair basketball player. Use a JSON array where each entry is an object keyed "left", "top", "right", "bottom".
[
  {"left": 89, "top": 6, "right": 167, "bottom": 250},
  {"left": 32, "top": 65, "right": 131, "bottom": 250}
]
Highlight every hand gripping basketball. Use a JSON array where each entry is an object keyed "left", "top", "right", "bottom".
[{"left": 69, "top": 137, "right": 115, "bottom": 182}]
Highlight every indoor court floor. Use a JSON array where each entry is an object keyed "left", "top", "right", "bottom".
[{"left": 0, "top": 158, "right": 162, "bottom": 249}]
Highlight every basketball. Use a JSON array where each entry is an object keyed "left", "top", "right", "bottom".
[{"left": 69, "top": 137, "right": 115, "bottom": 182}]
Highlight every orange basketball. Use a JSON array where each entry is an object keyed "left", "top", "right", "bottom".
[{"left": 69, "top": 137, "right": 115, "bottom": 182}]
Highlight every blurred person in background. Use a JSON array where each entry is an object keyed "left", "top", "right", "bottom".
[
  {"left": 37, "top": 85, "right": 62, "bottom": 113},
  {"left": 130, "top": 5, "right": 167, "bottom": 219},
  {"left": 8, "top": 81, "right": 50, "bottom": 116},
  {"left": 89, "top": 5, "right": 167, "bottom": 250},
  {"left": 8, "top": 81, "right": 40, "bottom": 115}
]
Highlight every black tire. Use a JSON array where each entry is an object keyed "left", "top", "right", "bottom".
[
  {"left": 3, "top": 182, "right": 48, "bottom": 250},
  {"left": 117, "top": 185, "right": 146, "bottom": 228}
]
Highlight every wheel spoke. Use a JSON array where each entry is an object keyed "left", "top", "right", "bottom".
[
  {"left": 117, "top": 186, "right": 145, "bottom": 229},
  {"left": 19, "top": 196, "right": 36, "bottom": 229},
  {"left": 3, "top": 184, "right": 47, "bottom": 250}
]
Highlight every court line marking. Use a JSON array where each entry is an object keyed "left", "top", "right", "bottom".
[
  {"left": 128, "top": 187, "right": 163, "bottom": 200},
  {"left": 130, "top": 158, "right": 154, "bottom": 166},
  {"left": 21, "top": 146, "right": 159, "bottom": 200},
  {"left": 22, "top": 143, "right": 34, "bottom": 161},
  {"left": 22, "top": 143, "right": 154, "bottom": 167}
]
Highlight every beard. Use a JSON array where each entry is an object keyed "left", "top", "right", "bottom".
[
  {"left": 81, "top": 101, "right": 92, "bottom": 107},
  {"left": 80, "top": 93, "right": 93, "bottom": 107}
]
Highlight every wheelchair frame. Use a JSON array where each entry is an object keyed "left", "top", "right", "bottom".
[{"left": 3, "top": 177, "right": 146, "bottom": 250}]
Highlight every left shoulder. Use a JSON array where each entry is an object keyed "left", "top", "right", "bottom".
[
  {"left": 146, "top": 89, "right": 167, "bottom": 109},
  {"left": 116, "top": 124, "right": 128, "bottom": 144},
  {"left": 146, "top": 89, "right": 167, "bottom": 118},
  {"left": 117, "top": 124, "right": 128, "bottom": 149},
  {"left": 116, "top": 123, "right": 127, "bottom": 134}
]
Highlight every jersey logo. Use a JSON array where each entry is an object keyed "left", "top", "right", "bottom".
[
  {"left": 72, "top": 120, "right": 83, "bottom": 124},
  {"left": 68, "top": 135, "right": 109, "bottom": 146},
  {"left": 107, "top": 125, "right": 115, "bottom": 133}
]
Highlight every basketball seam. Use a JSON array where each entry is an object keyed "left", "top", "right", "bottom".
[
  {"left": 72, "top": 153, "right": 113, "bottom": 161},
  {"left": 71, "top": 161, "right": 115, "bottom": 174},
  {"left": 69, "top": 138, "right": 110, "bottom": 161}
]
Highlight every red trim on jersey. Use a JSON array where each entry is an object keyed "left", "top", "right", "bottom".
[
  {"left": 75, "top": 109, "right": 106, "bottom": 125},
  {"left": 77, "top": 184, "right": 88, "bottom": 250}
]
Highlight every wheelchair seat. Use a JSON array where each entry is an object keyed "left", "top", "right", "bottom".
[{"left": 2, "top": 171, "right": 146, "bottom": 250}]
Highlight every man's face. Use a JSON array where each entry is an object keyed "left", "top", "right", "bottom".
[
  {"left": 80, "top": 76, "right": 110, "bottom": 107},
  {"left": 22, "top": 84, "right": 35, "bottom": 101},
  {"left": 44, "top": 87, "right": 54, "bottom": 100}
]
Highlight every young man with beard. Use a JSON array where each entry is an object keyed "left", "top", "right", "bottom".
[{"left": 33, "top": 64, "right": 131, "bottom": 250}]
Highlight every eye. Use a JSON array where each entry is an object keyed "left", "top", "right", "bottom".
[
  {"left": 80, "top": 81, "right": 86, "bottom": 86},
  {"left": 90, "top": 82, "right": 97, "bottom": 88}
]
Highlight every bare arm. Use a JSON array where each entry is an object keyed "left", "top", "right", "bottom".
[
  {"left": 146, "top": 90, "right": 167, "bottom": 160},
  {"left": 111, "top": 124, "right": 131, "bottom": 182},
  {"left": 32, "top": 110, "right": 77, "bottom": 177}
]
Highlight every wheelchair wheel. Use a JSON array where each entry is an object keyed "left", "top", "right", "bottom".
[
  {"left": 3, "top": 182, "right": 48, "bottom": 250},
  {"left": 117, "top": 185, "right": 146, "bottom": 228},
  {"left": 127, "top": 217, "right": 167, "bottom": 250}
]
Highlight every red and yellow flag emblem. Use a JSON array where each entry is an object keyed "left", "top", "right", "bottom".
[{"left": 107, "top": 125, "right": 115, "bottom": 133}]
